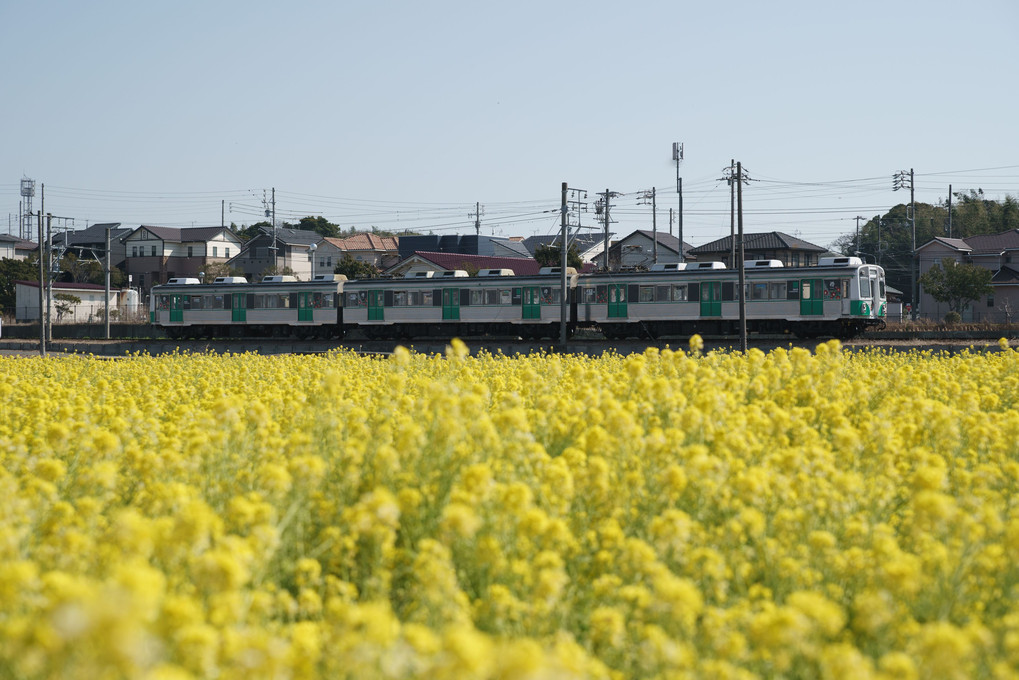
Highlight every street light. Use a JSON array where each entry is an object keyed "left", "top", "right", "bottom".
[{"left": 308, "top": 243, "right": 318, "bottom": 280}]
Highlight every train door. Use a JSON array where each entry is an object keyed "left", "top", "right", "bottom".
[
  {"left": 170, "top": 294, "right": 184, "bottom": 323},
  {"left": 297, "top": 292, "right": 314, "bottom": 322},
  {"left": 367, "top": 290, "right": 385, "bottom": 321},
  {"left": 441, "top": 288, "right": 460, "bottom": 320},
  {"left": 700, "top": 281, "right": 721, "bottom": 317},
  {"left": 800, "top": 278, "right": 823, "bottom": 316},
  {"left": 231, "top": 293, "right": 246, "bottom": 322},
  {"left": 522, "top": 286, "right": 541, "bottom": 319},
  {"left": 607, "top": 284, "right": 627, "bottom": 318}
]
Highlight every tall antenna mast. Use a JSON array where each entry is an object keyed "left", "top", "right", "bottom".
[{"left": 20, "top": 177, "right": 35, "bottom": 241}]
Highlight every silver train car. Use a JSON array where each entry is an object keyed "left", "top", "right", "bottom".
[{"left": 150, "top": 258, "right": 886, "bottom": 341}]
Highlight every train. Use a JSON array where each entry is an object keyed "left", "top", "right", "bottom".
[{"left": 150, "top": 257, "right": 887, "bottom": 341}]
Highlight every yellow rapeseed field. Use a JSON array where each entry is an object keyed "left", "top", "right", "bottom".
[{"left": 2, "top": 338, "right": 1019, "bottom": 679}]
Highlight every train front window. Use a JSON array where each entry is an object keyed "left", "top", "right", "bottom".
[{"left": 859, "top": 271, "right": 872, "bottom": 298}]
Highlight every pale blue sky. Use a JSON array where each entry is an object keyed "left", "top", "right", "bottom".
[{"left": 2, "top": 0, "right": 1017, "bottom": 250}]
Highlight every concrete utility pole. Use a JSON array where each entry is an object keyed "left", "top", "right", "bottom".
[
  {"left": 470, "top": 202, "right": 484, "bottom": 236},
  {"left": 728, "top": 159, "right": 736, "bottom": 267},
  {"left": 948, "top": 184, "right": 953, "bottom": 238},
  {"left": 46, "top": 213, "right": 53, "bottom": 343},
  {"left": 737, "top": 162, "right": 747, "bottom": 353},
  {"left": 105, "top": 226, "right": 111, "bottom": 339},
  {"left": 894, "top": 169, "right": 916, "bottom": 319},
  {"left": 37, "top": 210, "right": 45, "bottom": 357},
  {"left": 638, "top": 188, "right": 658, "bottom": 264},
  {"left": 559, "top": 182, "right": 568, "bottom": 346},
  {"left": 598, "top": 189, "right": 618, "bottom": 272},
  {"left": 673, "top": 142, "right": 684, "bottom": 262}
]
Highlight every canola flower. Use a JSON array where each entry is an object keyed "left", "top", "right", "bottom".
[{"left": 1, "top": 338, "right": 1019, "bottom": 679}]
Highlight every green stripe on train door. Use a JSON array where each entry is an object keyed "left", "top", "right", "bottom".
[
  {"left": 800, "top": 278, "right": 823, "bottom": 316},
  {"left": 298, "top": 292, "right": 314, "bottom": 322},
  {"left": 442, "top": 287, "right": 460, "bottom": 320},
  {"left": 231, "top": 293, "right": 246, "bottom": 322},
  {"left": 700, "top": 281, "right": 721, "bottom": 317},
  {"left": 368, "top": 290, "right": 385, "bottom": 321},
  {"left": 522, "top": 286, "right": 541, "bottom": 319},
  {"left": 607, "top": 283, "right": 627, "bottom": 318},
  {"left": 170, "top": 294, "right": 184, "bottom": 323}
]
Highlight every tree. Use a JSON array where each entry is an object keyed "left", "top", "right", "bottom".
[
  {"left": 333, "top": 254, "right": 380, "bottom": 280},
  {"left": 53, "top": 293, "right": 82, "bottom": 321},
  {"left": 295, "top": 216, "right": 340, "bottom": 238},
  {"left": 202, "top": 262, "right": 245, "bottom": 281},
  {"left": 0, "top": 256, "right": 41, "bottom": 312},
  {"left": 534, "top": 242, "right": 583, "bottom": 269},
  {"left": 258, "top": 265, "right": 296, "bottom": 281},
  {"left": 918, "top": 257, "right": 993, "bottom": 316}
]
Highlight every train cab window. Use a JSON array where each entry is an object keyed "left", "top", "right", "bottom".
[
  {"left": 860, "top": 273, "right": 872, "bottom": 298},
  {"left": 671, "top": 284, "right": 688, "bottom": 301}
]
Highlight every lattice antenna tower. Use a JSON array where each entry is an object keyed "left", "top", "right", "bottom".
[{"left": 20, "top": 177, "right": 35, "bottom": 240}]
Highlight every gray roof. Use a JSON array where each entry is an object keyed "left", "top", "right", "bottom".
[
  {"left": 53, "top": 223, "right": 131, "bottom": 246},
  {"left": 690, "top": 231, "right": 826, "bottom": 254},
  {"left": 960, "top": 229, "right": 1019, "bottom": 254},
  {"left": 522, "top": 233, "right": 609, "bottom": 255},
  {"left": 992, "top": 265, "right": 1019, "bottom": 284},
  {"left": 253, "top": 227, "right": 323, "bottom": 245},
  {"left": 131, "top": 225, "right": 239, "bottom": 243}
]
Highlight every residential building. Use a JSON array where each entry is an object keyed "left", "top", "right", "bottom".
[
  {"left": 319, "top": 233, "right": 400, "bottom": 272},
  {"left": 915, "top": 229, "right": 1019, "bottom": 322},
  {"left": 122, "top": 226, "right": 243, "bottom": 294},
  {"left": 386, "top": 252, "right": 543, "bottom": 277},
  {"left": 52, "top": 223, "right": 132, "bottom": 267},
  {"left": 603, "top": 230, "right": 693, "bottom": 271},
  {"left": 521, "top": 234, "right": 610, "bottom": 265},
  {"left": 397, "top": 234, "right": 533, "bottom": 260},
  {"left": 0, "top": 234, "right": 37, "bottom": 260},
  {"left": 688, "top": 231, "right": 827, "bottom": 268},
  {"left": 227, "top": 227, "right": 322, "bottom": 281}
]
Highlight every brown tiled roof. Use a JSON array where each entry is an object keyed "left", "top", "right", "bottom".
[{"left": 324, "top": 233, "right": 398, "bottom": 252}]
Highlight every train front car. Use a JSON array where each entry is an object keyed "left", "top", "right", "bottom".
[
  {"left": 787, "top": 257, "right": 887, "bottom": 338},
  {"left": 342, "top": 267, "right": 578, "bottom": 340}
]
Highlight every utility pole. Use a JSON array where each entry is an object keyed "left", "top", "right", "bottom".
[
  {"left": 46, "top": 213, "right": 53, "bottom": 343},
  {"left": 469, "top": 202, "right": 484, "bottom": 236},
  {"left": 947, "top": 184, "right": 953, "bottom": 238},
  {"left": 669, "top": 208, "right": 674, "bottom": 237},
  {"left": 105, "top": 226, "right": 111, "bottom": 339},
  {"left": 894, "top": 169, "right": 916, "bottom": 319},
  {"left": 736, "top": 162, "right": 747, "bottom": 352},
  {"left": 855, "top": 216, "right": 867, "bottom": 255},
  {"left": 673, "top": 142, "right": 684, "bottom": 261},
  {"left": 728, "top": 159, "right": 736, "bottom": 267},
  {"left": 638, "top": 188, "right": 658, "bottom": 264},
  {"left": 559, "top": 182, "right": 568, "bottom": 346},
  {"left": 221, "top": 200, "right": 225, "bottom": 228},
  {"left": 597, "top": 189, "right": 619, "bottom": 272},
  {"left": 37, "top": 210, "right": 45, "bottom": 357}
]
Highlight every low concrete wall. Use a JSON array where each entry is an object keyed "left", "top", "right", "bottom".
[{"left": 0, "top": 323, "right": 166, "bottom": 340}]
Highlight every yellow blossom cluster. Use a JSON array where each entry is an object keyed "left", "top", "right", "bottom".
[{"left": 2, "top": 338, "right": 1019, "bottom": 679}]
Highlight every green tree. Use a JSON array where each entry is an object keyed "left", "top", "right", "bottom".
[
  {"left": 53, "top": 293, "right": 82, "bottom": 321},
  {"left": 534, "top": 242, "right": 583, "bottom": 269},
  {"left": 201, "top": 262, "right": 245, "bottom": 281},
  {"left": 0, "top": 256, "right": 41, "bottom": 312},
  {"left": 295, "top": 216, "right": 340, "bottom": 238},
  {"left": 918, "top": 258, "right": 993, "bottom": 316},
  {"left": 333, "top": 254, "right": 380, "bottom": 280}
]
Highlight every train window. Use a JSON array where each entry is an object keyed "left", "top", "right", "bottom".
[
  {"left": 394, "top": 291, "right": 408, "bottom": 306},
  {"left": 313, "top": 293, "right": 325, "bottom": 308},
  {"left": 189, "top": 296, "right": 203, "bottom": 310},
  {"left": 672, "top": 284, "right": 688, "bottom": 301},
  {"left": 860, "top": 273, "right": 872, "bottom": 298},
  {"left": 470, "top": 290, "right": 484, "bottom": 305},
  {"left": 752, "top": 283, "right": 768, "bottom": 300},
  {"left": 485, "top": 289, "right": 500, "bottom": 305},
  {"left": 500, "top": 289, "right": 512, "bottom": 305},
  {"left": 656, "top": 285, "right": 671, "bottom": 302},
  {"left": 582, "top": 287, "right": 597, "bottom": 303},
  {"left": 639, "top": 286, "right": 655, "bottom": 302},
  {"left": 596, "top": 285, "right": 608, "bottom": 303},
  {"left": 769, "top": 282, "right": 786, "bottom": 299},
  {"left": 156, "top": 295, "right": 170, "bottom": 310},
  {"left": 786, "top": 281, "right": 799, "bottom": 300}
]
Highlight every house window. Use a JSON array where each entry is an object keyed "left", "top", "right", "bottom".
[
  {"left": 132, "top": 246, "right": 138, "bottom": 257},
  {"left": 988, "top": 296, "right": 995, "bottom": 307},
  {"left": 225, "top": 248, "right": 230, "bottom": 258},
  {"left": 188, "top": 246, "right": 193, "bottom": 257},
  {"left": 150, "top": 246, "right": 157, "bottom": 257},
  {"left": 213, "top": 246, "right": 218, "bottom": 257}
]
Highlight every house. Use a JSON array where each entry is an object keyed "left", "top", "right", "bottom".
[
  {"left": 227, "top": 227, "right": 322, "bottom": 281},
  {"left": 14, "top": 280, "right": 140, "bottom": 322},
  {"left": 915, "top": 229, "right": 1019, "bottom": 322},
  {"left": 688, "top": 231, "right": 827, "bottom": 268},
  {"left": 122, "top": 226, "right": 243, "bottom": 294},
  {"left": 397, "top": 234, "right": 533, "bottom": 261},
  {"left": 52, "top": 223, "right": 132, "bottom": 267},
  {"left": 318, "top": 233, "right": 400, "bottom": 272},
  {"left": 603, "top": 230, "right": 693, "bottom": 271},
  {"left": 386, "top": 252, "right": 543, "bottom": 277},
  {"left": 0, "top": 234, "right": 37, "bottom": 260},
  {"left": 521, "top": 234, "right": 610, "bottom": 265}
]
